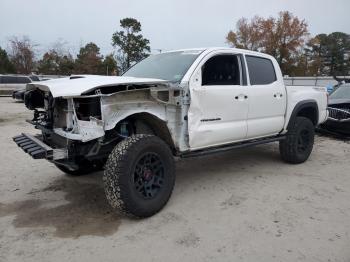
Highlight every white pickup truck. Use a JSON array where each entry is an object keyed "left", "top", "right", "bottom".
[{"left": 13, "top": 48, "right": 328, "bottom": 217}]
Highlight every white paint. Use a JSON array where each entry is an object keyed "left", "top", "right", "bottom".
[
  {"left": 245, "top": 56, "right": 287, "bottom": 138},
  {"left": 186, "top": 48, "right": 328, "bottom": 150},
  {"left": 283, "top": 85, "right": 329, "bottom": 132},
  {"left": 26, "top": 75, "right": 167, "bottom": 98},
  {"left": 27, "top": 47, "right": 328, "bottom": 153}
]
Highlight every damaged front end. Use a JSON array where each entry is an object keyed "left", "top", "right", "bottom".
[
  {"left": 13, "top": 76, "right": 186, "bottom": 169},
  {"left": 14, "top": 89, "right": 108, "bottom": 168}
]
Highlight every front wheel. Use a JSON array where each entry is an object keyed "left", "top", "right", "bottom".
[
  {"left": 103, "top": 135, "right": 175, "bottom": 218},
  {"left": 279, "top": 116, "right": 315, "bottom": 164}
]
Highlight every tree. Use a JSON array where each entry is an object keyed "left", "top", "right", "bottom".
[
  {"left": 37, "top": 50, "right": 60, "bottom": 75},
  {"left": 226, "top": 11, "right": 309, "bottom": 75},
  {"left": 58, "top": 54, "right": 75, "bottom": 75},
  {"left": 102, "top": 54, "right": 118, "bottom": 75},
  {"left": 38, "top": 40, "right": 75, "bottom": 75},
  {"left": 0, "top": 46, "right": 16, "bottom": 73},
  {"left": 303, "top": 36, "right": 325, "bottom": 76},
  {"left": 306, "top": 33, "right": 350, "bottom": 76},
  {"left": 112, "top": 18, "right": 150, "bottom": 72},
  {"left": 74, "top": 42, "right": 103, "bottom": 74},
  {"left": 8, "top": 36, "right": 36, "bottom": 74},
  {"left": 226, "top": 16, "right": 265, "bottom": 51},
  {"left": 325, "top": 32, "right": 350, "bottom": 76}
]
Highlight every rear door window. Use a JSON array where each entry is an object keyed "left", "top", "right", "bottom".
[{"left": 246, "top": 56, "right": 276, "bottom": 85}]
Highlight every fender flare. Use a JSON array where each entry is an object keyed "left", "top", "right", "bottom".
[{"left": 287, "top": 100, "right": 319, "bottom": 129}]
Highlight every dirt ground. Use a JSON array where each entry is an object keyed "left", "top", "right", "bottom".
[{"left": 0, "top": 97, "right": 350, "bottom": 262}]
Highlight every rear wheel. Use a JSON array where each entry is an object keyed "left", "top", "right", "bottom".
[
  {"left": 103, "top": 134, "right": 175, "bottom": 218},
  {"left": 279, "top": 116, "right": 315, "bottom": 164}
]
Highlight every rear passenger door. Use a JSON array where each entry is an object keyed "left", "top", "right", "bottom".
[{"left": 245, "top": 55, "right": 286, "bottom": 139}]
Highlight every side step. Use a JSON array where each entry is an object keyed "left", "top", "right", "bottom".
[
  {"left": 13, "top": 133, "right": 67, "bottom": 160},
  {"left": 180, "top": 135, "right": 286, "bottom": 158}
]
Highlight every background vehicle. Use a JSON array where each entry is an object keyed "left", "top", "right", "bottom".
[
  {"left": 13, "top": 48, "right": 328, "bottom": 217},
  {"left": 320, "top": 83, "right": 350, "bottom": 136},
  {"left": 0, "top": 75, "right": 40, "bottom": 99},
  {"left": 12, "top": 75, "right": 41, "bottom": 101},
  {"left": 0, "top": 75, "right": 30, "bottom": 96}
]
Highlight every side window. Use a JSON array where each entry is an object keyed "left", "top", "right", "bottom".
[
  {"left": 3, "top": 76, "right": 17, "bottom": 84},
  {"left": 202, "top": 55, "right": 241, "bottom": 86},
  {"left": 17, "top": 77, "right": 31, "bottom": 84},
  {"left": 246, "top": 56, "right": 276, "bottom": 85}
]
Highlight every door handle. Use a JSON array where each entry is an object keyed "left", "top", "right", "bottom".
[{"left": 235, "top": 94, "right": 248, "bottom": 100}]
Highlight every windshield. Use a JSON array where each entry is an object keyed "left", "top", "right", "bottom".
[
  {"left": 123, "top": 50, "right": 203, "bottom": 82},
  {"left": 330, "top": 84, "right": 350, "bottom": 99}
]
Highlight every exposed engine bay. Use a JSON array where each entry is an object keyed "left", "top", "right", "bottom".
[{"left": 19, "top": 76, "right": 188, "bottom": 168}]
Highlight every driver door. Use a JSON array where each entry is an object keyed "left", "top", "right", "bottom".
[{"left": 188, "top": 53, "right": 249, "bottom": 149}]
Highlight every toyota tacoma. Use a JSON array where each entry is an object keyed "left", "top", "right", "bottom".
[{"left": 13, "top": 48, "right": 328, "bottom": 217}]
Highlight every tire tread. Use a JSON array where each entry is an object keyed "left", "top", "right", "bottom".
[
  {"left": 103, "top": 134, "right": 175, "bottom": 218},
  {"left": 279, "top": 116, "right": 315, "bottom": 164}
]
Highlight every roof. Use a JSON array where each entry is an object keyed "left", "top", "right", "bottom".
[{"left": 162, "top": 47, "right": 275, "bottom": 59}]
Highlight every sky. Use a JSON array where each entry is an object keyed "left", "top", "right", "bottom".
[{"left": 0, "top": 0, "right": 349, "bottom": 57}]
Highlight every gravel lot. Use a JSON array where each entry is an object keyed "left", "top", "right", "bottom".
[{"left": 0, "top": 97, "right": 350, "bottom": 262}]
